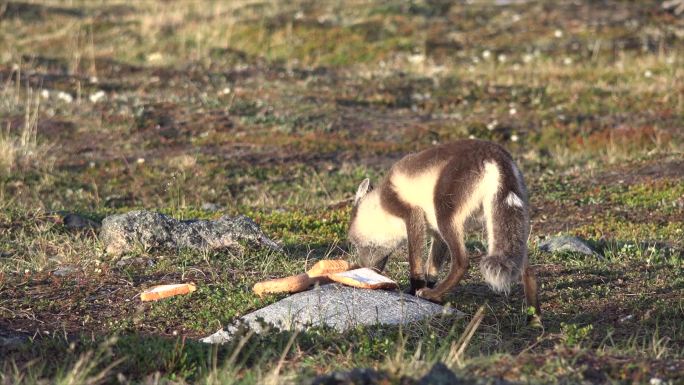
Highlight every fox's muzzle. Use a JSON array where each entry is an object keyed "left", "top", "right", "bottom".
[{"left": 354, "top": 244, "right": 392, "bottom": 272}]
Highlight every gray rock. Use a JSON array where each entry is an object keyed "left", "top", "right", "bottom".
[
  {"left": 0, "top": 335, "right": 27, "bottom": 350},
  {"left": 63, "top": 213, "right": 100, "bottom": 230},
  {"left": 100, "top": 210, "right": 281, "bottom": 256},
  {"left": 202, "top": 283, "right": 461, "bottom": 344},
  {"left": 201, "top": 202, "right": 222, "bottom": 212},
  {"left": 309, "top": 368, "right": 390, "bottom": 385},
  {"left": 419, "top": 363, "right": 466, "bottom": 385},
  {"left": 538, "top": 236, "right": 602, "bottom": 258},
  {"left": 115, "top": 257, "right": 154, "bottom": 268},
  {"left": 52, "top": 266, "right": 77, "bottom": 276}
]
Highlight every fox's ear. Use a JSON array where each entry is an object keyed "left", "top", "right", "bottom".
[{"left": 354, "top": 178, "right": 372, "bottom": 205}]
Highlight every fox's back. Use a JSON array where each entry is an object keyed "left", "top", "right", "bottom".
[
  {"left": 387, "top": 140, "right": 520, "bottom": 229},
  {"left": 392, "top": 140, "right": 513, "bottom": 175}
]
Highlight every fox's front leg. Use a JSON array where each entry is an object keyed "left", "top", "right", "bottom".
[{"left": 406, "top": 208, "right": 427, "bottom": 294}]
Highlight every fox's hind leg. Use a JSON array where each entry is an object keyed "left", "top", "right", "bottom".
[
  {"left": 416, "top": 223, "right": 468, "bottom": 302},
  {"left": 426, "top": 233, "right": 448, "bottom": 288},
  {"left": 522, "top": 264, "right": 542, "bottom": 326}
]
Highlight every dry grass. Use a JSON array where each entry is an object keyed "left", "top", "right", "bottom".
[{"left": 0, "top": 83, "right": 44, "bottom": 176}]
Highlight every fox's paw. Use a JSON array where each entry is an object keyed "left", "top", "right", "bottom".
[{"left": 415, "top": 288, "right": 443, "bottom": 303}]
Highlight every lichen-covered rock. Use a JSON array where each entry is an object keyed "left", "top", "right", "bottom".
[
  {"left": 100, "top": 210, "right": 281, "bottom": 256},
  {"left": 201, "top": 283, "right": 461, "bottom": 344}
]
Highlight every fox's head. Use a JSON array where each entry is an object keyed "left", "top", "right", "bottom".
[{"left": 348, "top": 178, "right": 406, "bottom": 271}]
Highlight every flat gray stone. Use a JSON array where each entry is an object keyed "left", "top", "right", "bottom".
[
  {"left": 538, "top": 236, "right": 602, "bottom": 258},
  {"left": 202, "top": 283, "right": 461, "bottom": 344},
  {"left": 100, "top": 210, "right": 281, "bottom": 256}
]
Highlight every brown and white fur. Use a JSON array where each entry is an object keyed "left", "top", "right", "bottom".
[{"left": 348, "top": 140, "right": 541, "bottom": 321}]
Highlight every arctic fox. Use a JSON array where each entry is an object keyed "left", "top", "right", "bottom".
[{"left": 348, "top": 140, "right": 540, "bottom": 320}]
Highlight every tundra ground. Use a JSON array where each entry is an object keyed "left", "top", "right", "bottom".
[{"left": 0, "top": 1, "right": 682, "bottom": 384}]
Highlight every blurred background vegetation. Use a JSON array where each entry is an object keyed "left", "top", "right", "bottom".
[{"left": 0, "top": 1, "right": 682, "bottom": 384}]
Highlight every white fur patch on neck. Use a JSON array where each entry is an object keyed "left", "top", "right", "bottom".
[
  {"left": 505, "top": 192, "right": 524, "bottom": 208},
  {"left": 350, "top": 190, "right": 406, "bottom": 248}
]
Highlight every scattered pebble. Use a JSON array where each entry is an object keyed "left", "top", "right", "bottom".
[
  {"left": 408, "top": 54, "right": 426, "bottom": 64},
  {"left": 57, "top": 91, "right": 73, "bottom": 103},
  {"left": 52, "top": 266, "right": 77, "bottom": 277},
  {"left": 89, "top": 90, "right": 106, "bottom": 103},
  {"left": 201, "top": 202, "right": 222, "bottom": 212},
  {"left": 63, "top": 213, "right": 100, "bottom": 230},
  {"left": 147, "top": 52, "right": 163, "bottom": 62}
]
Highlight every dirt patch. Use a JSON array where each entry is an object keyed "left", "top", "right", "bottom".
[
  {"left": 594, "top": 157, "right": 684, "bottom": 186},
  {"left": 0, "top": 2, "right": 84, "bottom": 21}
]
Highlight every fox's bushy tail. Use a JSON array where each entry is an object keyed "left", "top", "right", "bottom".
[
  {"left": 480, "top": 160, "right": 530, "bottom": 295},
  {"left": 479, "top": 254, "right": 520, "bottom": 294}
]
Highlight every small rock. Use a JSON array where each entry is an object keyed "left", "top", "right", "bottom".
[
  {"left": 202, "top": 284, "right": 461, "bottom": 343},
  {"left": 201, "top": 202, "right": 222, "bottom": 212},
  {"left": 115, "top": 257, "right": 154, "bottom": 268},
  {"left": 0, "top": 335, "right": 27, "bottom": 350},
  {"left": 52, "top": 266, "right": 77, "bottom": 277},
  {"left": 100, "top": 210, "right": 281, "bottom": 256},
  {"left": 63, "top": 213, "right": 100, "bottom": 230},
  {"left": 538, "top": 236, "right": 602, "bottom": 258},
  {"left": 418, "top": 363, "right": 464, "bottom": 385},
  {"left": 309, "top": 368, "right": 390, "bottom": 385},
  {"left": 89, "top": 90, "right": 106, "bottom": 103}
]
